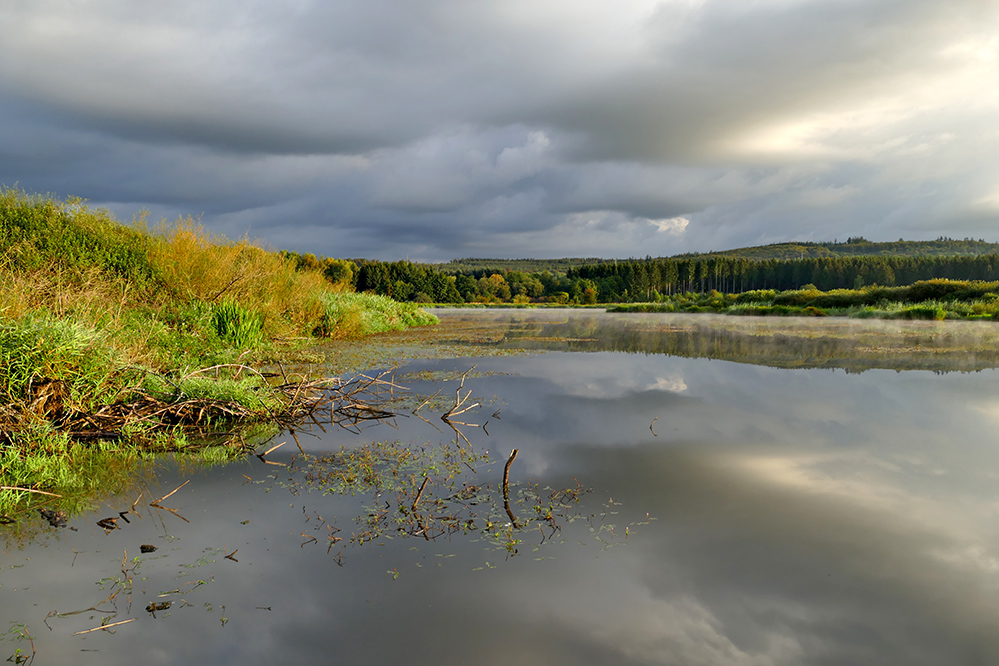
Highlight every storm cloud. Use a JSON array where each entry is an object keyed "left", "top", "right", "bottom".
[{"left": 1, "top": 0, "right": 997, "bottom": 260}]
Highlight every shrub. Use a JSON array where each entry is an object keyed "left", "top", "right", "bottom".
[
  {"left": 0, "top": 187, "right": 155, "bottom": 284},
  {"left": 735, "top": 290, "right": 776, "bottom": 304}
]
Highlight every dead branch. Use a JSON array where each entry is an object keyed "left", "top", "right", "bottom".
[
  {"left": 260, "top": 441, "right": 285, "bottom": 457},
  {"left": 441, "top": 367, "right": 481, "bottom": 424},
  {"left": 503, "top": 448, "right": 520, "bottom": 527},
  {"left": 72, "top": 618, "right": 135, "bottom": 635},
  {"left": 150, "top": 480, "right": 189, "bottom": 505},
  {"left": 412, "top": 477, "right": 430, "bottom": 512},
  {"left": 413, "top": 389, "right": 443, "bottom": 414},
  {"left": 150, "top": 480, "right": 191, "bottom": 523},
  {"left": 502, "top": 449, "right": 519, "bottom": 496}
]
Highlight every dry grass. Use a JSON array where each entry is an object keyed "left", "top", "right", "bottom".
[{"left": 146, "top": 218, "right": 336, "bottom": 338}]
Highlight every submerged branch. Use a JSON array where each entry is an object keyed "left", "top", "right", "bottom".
[{"left": 0, "top": 486, "right": 62, "bottom": 498}]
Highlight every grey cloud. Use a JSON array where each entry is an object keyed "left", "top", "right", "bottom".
[{"left": 1, "top": 0, "right": 997, "bottom": 260}]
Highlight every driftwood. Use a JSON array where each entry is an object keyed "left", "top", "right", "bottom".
[{"left": 1, "top": 367, "right": 414, "bottom": 450}]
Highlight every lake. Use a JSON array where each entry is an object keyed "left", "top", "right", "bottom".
[{"left": 5, "top": 309, "right": 999, "bottom": 665}]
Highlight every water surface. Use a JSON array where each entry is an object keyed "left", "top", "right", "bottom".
[{"left": 4, "top": 311, "right": 999, "bottom": 665}]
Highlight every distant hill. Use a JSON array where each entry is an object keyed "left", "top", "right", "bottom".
[
  {"left": 438, "top": 238, "right": 999, "bottom": 273},
  {"left": 676, "top": 237, "right": 999, "bottom": 261},
  {"left": 438, "top": 257, "right": 611, "bottom": 274}
]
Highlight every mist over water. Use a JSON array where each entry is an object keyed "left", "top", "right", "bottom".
[{"left": 4, "top": 311, "right": 999, "bottom": 665}]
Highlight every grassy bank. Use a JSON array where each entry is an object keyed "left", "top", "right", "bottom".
[
  {"left": 0, "top": 188, "right": 435, "bottom": 518},
  {"left": 608, "top": 280, "right": 999, "bottom": 320},
  {"left": 426, "top": 302, "right": 607, "bottom": 309}
]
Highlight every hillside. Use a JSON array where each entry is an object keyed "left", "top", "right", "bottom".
[
  {"left": 436, "top": 257, "right": 611, "bottom": 274},
  {"left": 435, "top": 239, "right": 999, "bottom": 274},
  {"left": 675, "top": 237, "right": 999, "bottom": 261}
]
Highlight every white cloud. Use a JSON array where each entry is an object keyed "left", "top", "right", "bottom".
[{"left": 649, "top": 216, "right": 690, "bottom": 234}]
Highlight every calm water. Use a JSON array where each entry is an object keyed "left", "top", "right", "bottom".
[{"left": 5, "top": 311, "right": 999, "bottom": 665}]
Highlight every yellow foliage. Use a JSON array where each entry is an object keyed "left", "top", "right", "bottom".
[{"left": 146, "top": 218, "right": 335, "bottom": 337}]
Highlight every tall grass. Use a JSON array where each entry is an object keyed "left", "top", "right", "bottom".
[
  {"left": 212, "top": 297, "right": 264, "bottom": 349},
  {"left": 146, "top": 218, "right": 331, "bottom": 338},
  {"left": 314, "top": 292, "right": 439, "bottom": 338},
  {"left": 0, "top": 187, "right": 438, "bottom": 385},
  {"left": 0, "top": 313, "right": 122, "bottom": 407}
]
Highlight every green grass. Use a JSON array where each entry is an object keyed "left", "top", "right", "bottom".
[
  {"left": 609, "top": 280, "right": 999, "bottom": 321},
  {"left": 0, "top": 312, "right": 123, "bottom": 407},
  {"left": 212, "top": 297, "right": 264, "bottom": 349},
  {"left": 316, "top": 292, "right": 438, "bottom": 338}
]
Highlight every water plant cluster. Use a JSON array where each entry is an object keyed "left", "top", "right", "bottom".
[
  {"left": 289, "top": 439, "right": 615, "bottom": 560},
  {"left": 0, "top": 188, "right": 436, "bottom": 517},
  {"left": 609, "top": 279, "right": 999, "bottom": 320}
]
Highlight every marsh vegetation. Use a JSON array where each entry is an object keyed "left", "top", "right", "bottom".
[
  {"left": 610, "top": 279, "right": 999, "bottom": 320},
  {"left": 0, "top": 188, "right": 436, "bottom": 519}
]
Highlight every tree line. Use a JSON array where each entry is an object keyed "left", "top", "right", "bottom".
[
  {"left": 671, "top": 237, "right": 999, "bottom": 261},
  {"left": 568, "top": 254, "right": 999, "bottom": 302},
  {"left": 284, "top": 249, "right": 999, "bottom": 305}
]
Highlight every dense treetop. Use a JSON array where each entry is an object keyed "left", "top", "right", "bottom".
[{"left": 287, "top": 239, "right": 999, "bottom": 305}]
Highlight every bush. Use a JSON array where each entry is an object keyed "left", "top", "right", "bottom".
[
  {"left": 735, "top": 290, "right": 776, "bottom": 304},
  {"left": 0, "top": 187, "right": 155, "bottom": 284}
]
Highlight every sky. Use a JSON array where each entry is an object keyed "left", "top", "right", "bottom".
[{"left": 1, "top": 0, "right": 998, "bottom": 262}]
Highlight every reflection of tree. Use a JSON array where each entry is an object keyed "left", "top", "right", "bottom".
[{"left": 460, "top": 313, "right": 999, "bottom": 373}]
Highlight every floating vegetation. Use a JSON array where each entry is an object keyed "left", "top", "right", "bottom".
[
  {"left": 289, "top": 443, "right": 593, "bottom": 559},
  {"left": 396, "top": 369, "right": 512, "bottom": 383}
]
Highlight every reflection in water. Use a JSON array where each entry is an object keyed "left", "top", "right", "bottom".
[
  {"left": 432, "top": 309, "right": 999, "bottom": 372},
  {"left": 5, "top": 311, "right": 999, "bottom": 665},
  {"left": 288, "top": 440, "right": 612, "bottom": 559}
]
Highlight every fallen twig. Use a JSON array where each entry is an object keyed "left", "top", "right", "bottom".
[
  {"left": 150, "top": 480, "right": 191, "bottom": 523},
  {"left": 412, "top": 477, "right": 430, "bottom": 512},
  {"left": 72, "top": 618, "right": 135, "bottom": 635},
  {"left": 503, "top": 449, "right": 519, "bottom": 526},
  {"left": 0, "top": 486, "right": 61, "bottom": 498},
  {"left": 150, "top": 480, "right": 189, "bottom": 505}
]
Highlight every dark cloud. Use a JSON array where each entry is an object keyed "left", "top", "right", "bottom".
[{"left": 1, "top": 0, "right": 997, "bottom": 260}]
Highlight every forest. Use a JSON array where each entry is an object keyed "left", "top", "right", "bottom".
[{"left": 282, "top": 246, "right": 999, "bottom": 306}]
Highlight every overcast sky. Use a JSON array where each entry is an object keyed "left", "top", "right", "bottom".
[{"left": 2, "top": 0, "right": 997, "bottom": 261}]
